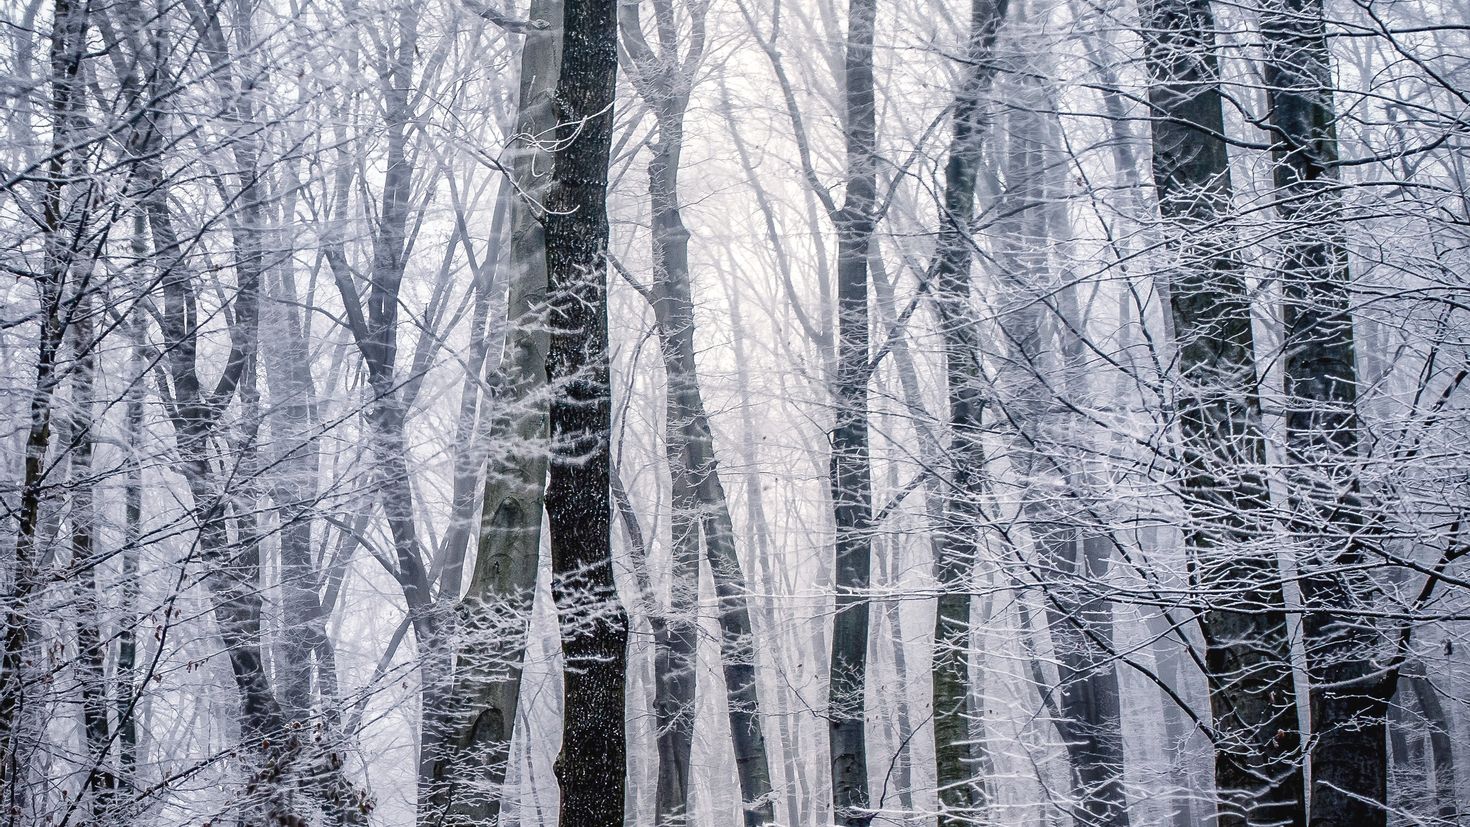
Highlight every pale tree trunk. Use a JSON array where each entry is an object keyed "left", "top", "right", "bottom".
[
  {"left": 1258, "top": 1, "right": 1384, "bottom": 822},
  {"left": 260, "top": 204, "right": 365, "bottom": 826},
  {"left": 260, "top": 210, "right": 323, "bottom": 731},
  {"left": 1045, "top": 100, "right": 1131, "bottom": 827},
  {"left": 724, "top": 275, "right": 813, "bottom": 827},
  {"left": 543, "top": 0, "right": 630, "bottom": 821},
  {"left": 434, "top": 181, "right": 508, "bottom": 597},
  {"left": 990, "top": 77, "right": 1126, "bottom": 826},
  {"left": 1142, "top": 612, "right": 1199, "bottom": 827},
  {"left": 1402, "top": 664, "right": 1457, "bottom": 821},
  {"left": 1137, "top": 0, "right": 1307, "bottom": 821},
  {"left": 429, "top": 2, "right": 561, "bottom": 820},
  {"left": 869, "top": 253, "right": 925, "bottom": 818}
]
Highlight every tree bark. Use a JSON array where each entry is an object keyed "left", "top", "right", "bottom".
[
  {"left": 1258, "top": 1, "right": 1385, "bottom": 822},
  {"left": 928, "top": 0, "right": 1008, "bottom": 821},
  {"left": 829, "top": 0, "right": 879, "bottom": 821},
  {"left": 1137, "top": 0, "right": 1307, "bottom": 822},
  {"left": 1, "top": 0, "right": 88, "bottom": 804},
  {"left": 429, "top": 2, "right": 561, "bottom": 821},
  {"left": 543, "top": 0, "right": 631, "bottom": 822}
]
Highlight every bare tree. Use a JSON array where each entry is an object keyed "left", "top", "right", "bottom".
[
  {"left": 1137, "top": 0, "right": 1306, "bottom": 821},
  {"left": 618, "top": 0, "right": 777, "bottom": 822},
  {"left": 928, "top": 0, "right": 1009, "bottom": 821},
  {"left": 827, "top": 0, "right": 879, "bottom": 820},
  {"left": 1, "top": 0, "right": 88, "bottom": 808},
  {"left": 542, "top": 0, "right": 630, "bottom": 821},
  {"left": 1257, "top": 0, "right": 1384, "bottom": 821},
  {"left": 426, "top": 2, "right": 560, "bottom": 819}
]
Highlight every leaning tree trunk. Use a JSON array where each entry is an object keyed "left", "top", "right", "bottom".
[
  {"left": 928, "top": 0, "right": 1008, "bottom": 821},
  {"left": 543, "top": 0, "right": 631, "bottom": 822},
  {"left": 828, "top": 0, "right": 879, "bottom": 822},
  {"left": 1137, "top": 0, "right": 1306, "bottom": 822},
  {"left": 620, "top": 2, "right": 777, "bottom": 820},
  {"left": 1258, "top": 1, "right": 1384, "bottom": 822}
]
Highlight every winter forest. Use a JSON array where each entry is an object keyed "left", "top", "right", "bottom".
[{"left": 3, "top": 0, "right": 1469, "bottom": 820}]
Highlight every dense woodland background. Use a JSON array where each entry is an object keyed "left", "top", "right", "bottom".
[{"left": 2, "top": 0, "right": 1469, "bottom": 823}]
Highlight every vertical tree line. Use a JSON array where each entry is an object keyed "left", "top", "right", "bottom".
[{"left": 2, "top": 0, "right": 1467, "bottom": 823}]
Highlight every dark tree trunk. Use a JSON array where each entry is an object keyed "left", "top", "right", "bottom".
[
  {"left": 701, "top": 484, "right": 779, "bottom": 827},
  {"left": 1137, "top": 0, "right": 1307, "bottom": 822},
  {"left": 928, "top": 0, "right": 1008, "bottom": 821},
  {"left": 116, "top": 220, "right": 147, "bottom": 790},
  {"left": 1258, "top": 1, "right": 1385, "bottom": 822},
  {"left": 69, "top": 286, "right": 119, "bottom": 814},
  {"left": 1, "top": 0, "right": 88, "bottom": 803},
  {"left": 829, "top": 0, "right": 878, "bottom": 821},
  {"left": 543, "top": 0, "right": 631, "bottom": 821}
]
